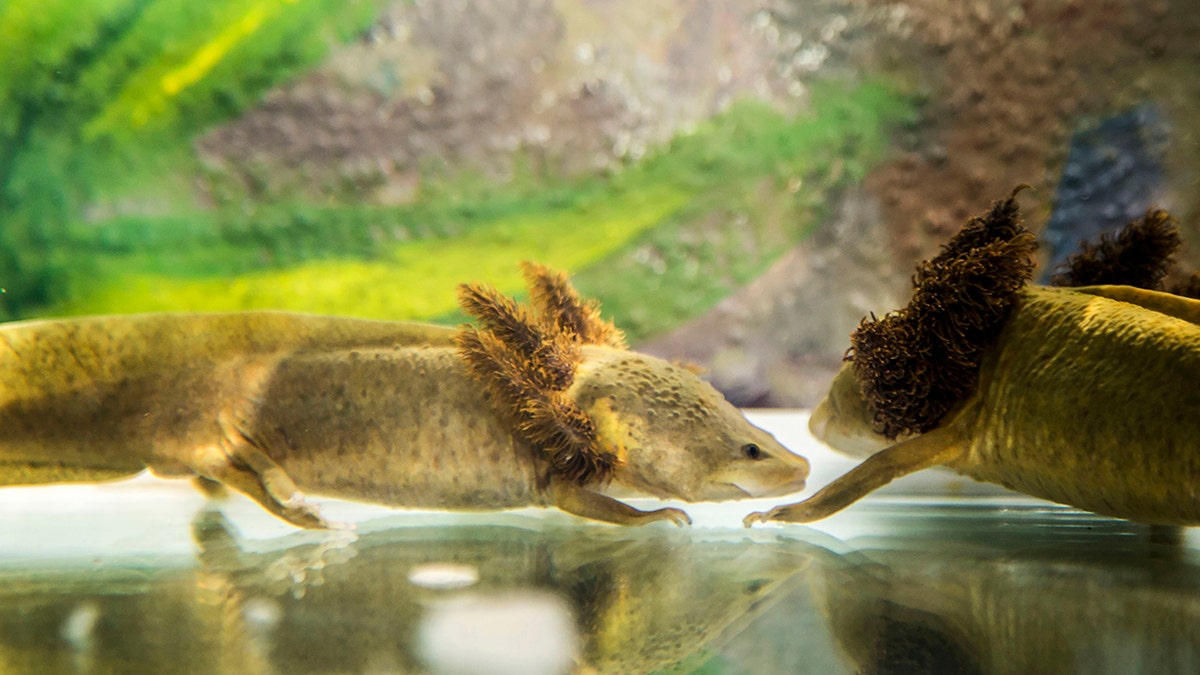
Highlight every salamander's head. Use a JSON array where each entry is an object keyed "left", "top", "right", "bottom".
[
  {"left": 807, "top": 363, "right": 892, "bottom": 459},
  {"left": 572, "top": 348, "right": 809, "bottom": 501}
]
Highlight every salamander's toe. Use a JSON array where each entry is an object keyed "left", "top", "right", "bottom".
[
  {"left": 281, "top": 500, "right": 332, "bottom": 529},
  {"left": 645, "top": 507, "right": 692, "bottom": 527},
  {"left": 742, "top": 510, "right": 768, "bottom": 528},
  {"left": 743, "top": 503, "right": 816, "bottom": 527}
]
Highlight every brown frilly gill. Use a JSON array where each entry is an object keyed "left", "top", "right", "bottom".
[
  {"left": 848, "top": 185, "right": 1038, "bottom": 440},
  {"left": 455, "top": 264, "right": 625, "bottom": 485}
]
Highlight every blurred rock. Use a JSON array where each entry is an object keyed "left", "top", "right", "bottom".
[
  {"left": 640, "top": 187, "right": 905, "bottom": 407},
  {"left": 1041, "top": 104, "right": 1170, "bottom": 277},
  {"left": 198, "top": 0, "right": 831, "bottom": 202},
  {"left": 194, "top": 0, "right": 1200, "bottom": 407}
]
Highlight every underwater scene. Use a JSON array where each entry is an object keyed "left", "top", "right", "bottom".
[
  {"left": 7, "top": 422, "right": 1200, "bottom": 675},
  {"left": 3, "top": 0, "right": 1200, "bottom": 673}
]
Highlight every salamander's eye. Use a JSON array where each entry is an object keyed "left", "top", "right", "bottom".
[{"left": 742, "top": 443, "right": 763, "bottom": 460}]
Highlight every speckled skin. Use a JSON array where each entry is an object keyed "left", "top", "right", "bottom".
[
  {"left": 245, "top": 346, "right": 543, "bottom": 510},
  {"left": 568, "top": 347, "right": 804, "bottom": 502},
  {"left": 953, "top": 285, "right": 1200, "bottom": 523},
  {"left": 0, "top": 312, "right": 455, "bottom": 480},
  {"left": 0, "top": 312, "right": 808, "bottom": 527},
  {"left": 754, "top": 285, "right": 1200, "bottom": 526}
]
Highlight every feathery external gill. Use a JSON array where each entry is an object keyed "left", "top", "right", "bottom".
[
  {"left": 456, "top": 283, "right": 578, "bottom": 391},
  {"left": 520, "top": 261, "right": 627, "bottom": 349},
  {"left": 1168, "top": 273, "right": 1200, "bottom": 300},
  {"left": 1050, "top": 208, "right": 1180, "bottom": 290},
  {"left": 921, "top": 183, "right": 1032, "bottom": 272},
  {"left": 848, "top": 186, "right": 1038, "bottom": 439},
  {"left": 455, "top": 268, "right": 621, "bottom": 484}
]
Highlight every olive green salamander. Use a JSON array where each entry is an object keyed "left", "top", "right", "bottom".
[
  {"left": 746, "top": 187, "right": 1200, "bottom": 527},
  {"left": 763, "top": 284, "right": 1200, "bottom": 526},
  {"left": 1, "top": 265, "right": 808, "bottom": 528}
]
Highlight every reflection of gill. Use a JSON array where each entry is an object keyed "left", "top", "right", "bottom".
[{"left": 575, "top": 556, "right": 628, "bottom": 663}]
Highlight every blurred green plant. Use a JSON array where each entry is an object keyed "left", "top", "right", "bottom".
[
  {"left": 62, "top": 183, "right": 690, "bottom": 318},
  {"left": 451, "top": 81, "right": 915, "bottom": 342},
  {"left": 54, "top": 79, "right": 912, "bottom": 336},
  {"left": 573, "top": 79, "right": 913, "bottom": 339},
  {"left": 0, "top": 0, "right": 913, "bottom": 336},
  {"left": 0, "top": 0, "right": 387, "bottom": 319}
]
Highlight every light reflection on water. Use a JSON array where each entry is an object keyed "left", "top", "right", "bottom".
[{"left": 2, "top": 501, "right": 1200, "bottom": 674}]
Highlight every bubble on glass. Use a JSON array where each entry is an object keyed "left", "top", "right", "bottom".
[
  {"left": 575, "top": 43, "right": 594, "bottom": 65},
  {"left": 417, "top": 591, "right": 578, "bottom": 675},
  {"left": 408, "top": 562, "right": 481, "bottom": 589},
  {"left": 61, "top": 602, "right": 101, "bottom": 651},
  {"left": 242, "top": 597, "right": 283, "bottom": 629}
]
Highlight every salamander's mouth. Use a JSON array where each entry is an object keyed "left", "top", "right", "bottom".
[
  {"left": 730, "top": 475, "right": 807, "bottom": 499},
  {"left": 727, "top": 483, "right": 754, "bottom": 498}
]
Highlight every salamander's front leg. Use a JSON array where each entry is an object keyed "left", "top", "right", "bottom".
[
  {"left": 550, "top": 479, "right": 692, "bottom": 526},
  {"left": 744, "top": 427, "right": 966, "bottom": 526}
]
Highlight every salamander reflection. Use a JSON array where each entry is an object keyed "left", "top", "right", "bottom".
[
  {"left": 1, "top": 505, "right": 1199, "bottom": 673},
  {"left": 0, "top": 515, "right": 809, "bottom": 674}
]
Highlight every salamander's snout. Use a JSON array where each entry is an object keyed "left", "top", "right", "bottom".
[
  {"left": 809, "top": 366, "right": 893, "bottom": 459},
  {"left": 784, "top": 457, "right": 810, "bottom": 493},
  {"left": 808, "top": 399, "right": 831, "bottom": 440},
  {"left": 724, "top": 437, "right": 809, "bottom": 499},
  {"left": 741, "top": 453, "right": 809, "bottom": 498}
]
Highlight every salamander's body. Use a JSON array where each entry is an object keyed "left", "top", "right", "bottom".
[
  {"left": 1, "top": 311, "right": 808, "bottom": 528},
  {"left": 0, "top": 312, "right": 456, "bottom": 485},
  {"left": 756, "top": 285, "right": 1200, "bottom": 526},
  {"left": 951, "top": 285, "right": 1200, "bottom": 523}
]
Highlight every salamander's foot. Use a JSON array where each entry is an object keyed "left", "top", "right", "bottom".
[
  {"left": 745, "top": 430, "right": 970, "bottom": 528},
  {"left": 189, "top": 442, "right": 336, "bottom": 530},
  {"left": 743, "top": 502, "right": 814, "bottom": 527},
  {"left": 638, "top": 507, "right": 692, "bottom": 527},
  {"left": 277, "top": 494, "right": 332, "bottom": 530}
]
